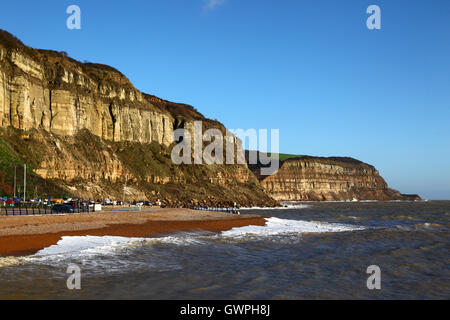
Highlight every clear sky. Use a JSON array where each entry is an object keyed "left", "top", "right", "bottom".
[{"left": 0, "top": 0, "right": 449, "bottom": 199}]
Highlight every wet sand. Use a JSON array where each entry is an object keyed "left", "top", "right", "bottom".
[{"left": 0, "top": 208, "right": 267, "bottom": 257}]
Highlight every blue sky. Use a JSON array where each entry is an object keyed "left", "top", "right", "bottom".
[{"left": 0, "top": 0, "right": 449, "bottom": 199}]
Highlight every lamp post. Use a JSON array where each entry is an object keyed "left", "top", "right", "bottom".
[
  {"left": 23, "top": 164, "right": 26, "bottom": 202},
  {"left": 13, "top": 165, "right": 17, "bottom": 198},
  {"left": 122, "top": 170, "right": 128, "bottom": 205}
]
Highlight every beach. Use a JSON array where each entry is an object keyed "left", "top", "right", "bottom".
[{"left": 0, "top": 208, "right": 266, "bottom": 257}]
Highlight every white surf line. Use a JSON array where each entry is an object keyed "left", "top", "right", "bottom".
[{"left": 221, "top": 217, "right": 365, "bottom": 237}]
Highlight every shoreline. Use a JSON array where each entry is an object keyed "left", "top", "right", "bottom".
[{"left": 0, "top": 208, "right": 267, "bottom": 257}]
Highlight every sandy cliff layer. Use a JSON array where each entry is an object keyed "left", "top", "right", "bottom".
[
  {"left": 0, "top": 34, "right": 174, "bottom": 145},
  {"left": 252, "top": 155, "right": 420, "bottom": 201},
  {"left": 0, "top": 30, "right": 277, "bottom": 207}
]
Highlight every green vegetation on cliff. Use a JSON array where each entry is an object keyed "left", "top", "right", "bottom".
[{"left": 0, "top": 128, "right": 69, "bottom": 198}]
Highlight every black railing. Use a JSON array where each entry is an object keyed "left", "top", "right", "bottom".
[
  {"left": 1, "top": 205, "right": 91, "bottom": 216},
  {"left": 191, "top": 206, "right": 240, "bottom": 214}
]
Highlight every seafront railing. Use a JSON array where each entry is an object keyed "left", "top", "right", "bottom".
[
  {"left": 190, "top": 206, "right": 240, "bottom": 214},
  {"left": 0, "top": 205, "right": 91, "bottom": 216}
]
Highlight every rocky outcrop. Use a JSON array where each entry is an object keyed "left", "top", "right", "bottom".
[
  {"left": 250, "top": 155, "right": 420, "bottom": 201},
  {"left": 0, "top": 30, "right": 277, "bottom": 207}
]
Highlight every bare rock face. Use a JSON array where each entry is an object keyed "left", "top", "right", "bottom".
[
  {"left": 0, "top": 36, "right": 173, "bottom": 146},
  {"left": 255, "top": 156, "right": 420, "bottom": 201},
  {"left": 0, "top": 30, "right": 277, "bottom": 207}
]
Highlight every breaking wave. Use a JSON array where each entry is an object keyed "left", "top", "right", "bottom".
[{"left": 221, "top": 217, "right": 365, "bottom": 238}]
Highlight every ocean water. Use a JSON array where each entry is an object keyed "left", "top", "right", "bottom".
[{"left": 0, "top": 201, "right": 449, "bottom": 300}]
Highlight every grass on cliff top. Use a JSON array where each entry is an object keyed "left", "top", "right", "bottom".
[
  {"left": 143, "top": 94, "right": 205, "bottom": 121},
  {"left": 267, "top": 153, "right": 304, "bottom": 161}
]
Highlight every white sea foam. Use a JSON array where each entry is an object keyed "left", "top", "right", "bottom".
[
  {"left": 34, "top": 236, "right": 147, "bottom": 258},
  {"left": 31, "top": 233, "right": 205, "bottom": 260},
  {"left": 0, "top": 256, "right": 25, "bottom": 268},
  {"left": 0, "top": 236, "right": 149, "bottom": 269},
  {"left": 19, "top": 235, "right": 190, "bottom": 272},
  {"left": 221, "top": 217, "right": 365, "bottom": 238},
  {"left": 34, "top": 219, "right": 363, "bottom": 257}
]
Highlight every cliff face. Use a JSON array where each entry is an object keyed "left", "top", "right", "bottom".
[
  {"left": 0, "top": 30, "right": 277, "bottom": 207},
  {"left": 253, "top": 156, "right": 420, "bottom": 201},
  {"left": 0, "top": 34, "right": 173, "bottom": 145}
]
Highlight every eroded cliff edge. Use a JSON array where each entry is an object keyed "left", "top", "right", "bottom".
[
  {"left": 0, "top": 30, "right": 277, "bottom": 207},
  {"left": 248, "top": 154, "right": 421, "bottom": 202}
]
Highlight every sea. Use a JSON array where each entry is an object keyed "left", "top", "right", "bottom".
[{"left": 0, "top": 201, "right": 449, "bottom": 300}]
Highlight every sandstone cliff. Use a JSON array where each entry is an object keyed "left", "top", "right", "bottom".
[
  {"left": 0, "top": 30, "right": 277, "bottom": 207},
  {"left": 248, "top": 154, "right": 420, "bottom": 201},
  {"left": 0, "top": 31, "right": 174, "bottom": 145}
]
